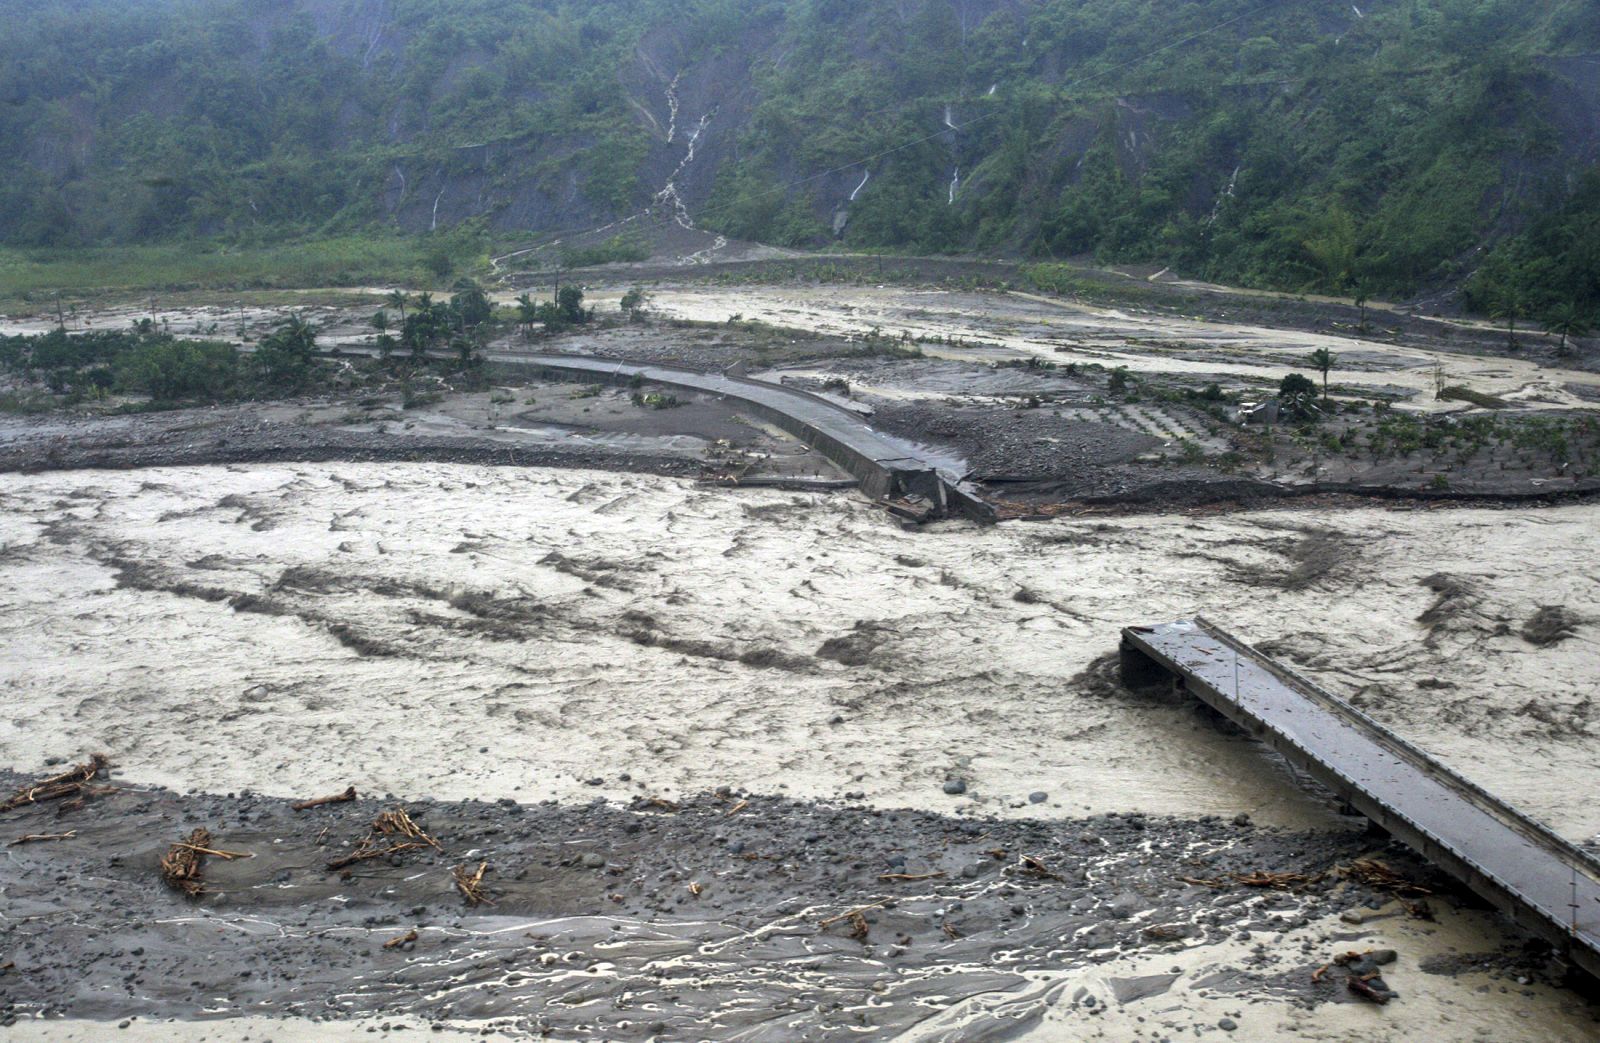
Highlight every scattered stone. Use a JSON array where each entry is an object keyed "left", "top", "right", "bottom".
[
  {"left": 1108, "top": 893, "right": 1144, "bottom": 919},
  {"left": 942, "top": 779, "right": 967, "bottom": 796},
  {"left": 1028, "top": 791, "right": 1048, "bottom": 804}
]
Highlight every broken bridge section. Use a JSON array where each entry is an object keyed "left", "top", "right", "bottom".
[
  {"left": 488, "top": 352, "right": 995, "bottom": 522},
  {"left": 1119, "top": 617, "right": 1600, "bottom": 981}
]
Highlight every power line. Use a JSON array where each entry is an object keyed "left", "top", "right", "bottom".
[
  {"left": 684, "top": 0, "right": 1279, "bottom": 226},
  {"left": 501, "top": 0, "right": 1282, "bottom": 261}
]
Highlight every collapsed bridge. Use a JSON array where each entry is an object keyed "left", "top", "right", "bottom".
[
  {"left": 1120, "top": 617, "right": 1600, "bottom": 981},
  {"left": 484, "top": 351, "right": 995, "bottom": 522}
]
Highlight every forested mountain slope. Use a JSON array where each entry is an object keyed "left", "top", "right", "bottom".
[{"left": 2, "top": 0, "right": 1597, "bottom": 311}]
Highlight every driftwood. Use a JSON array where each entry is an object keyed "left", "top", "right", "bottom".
[
  {"left": 173, "top": 841, "right": 253, "bottom": 860},
  {"left": 383, "top": 929, "right": 419, "bottom": 950},
  {"left": 878, "top": 871, "right": 945, "bottom": 882},
  {"left": 327, "top": 807, "right": 441, "bottom": 872},
  {"left": 819, "top": 899, "right": 891, "bottom": 938},
  {"left": 452, "top": 862, "right": 492, "bottom": 906},
  {"left": 1, "top": 754, "right": 112, "bottom": 814},
  {"left": 1340, "top": 858, "right": 1433, "bottom": 918},
  {"left": 292, "top": 786, "right": 357, "bottom": 811},
  {"left": 1016, "top": 854, "right": 1064, "bottom": 881},
  {"left": 8, "top": 831, "right": 76, "bottom": 846},
  {"left": 160, "top": 828, "right": 213, "bottom": 897},
  {"left": 1182, "top": 870, "right": 1321, "bottom": 892}
]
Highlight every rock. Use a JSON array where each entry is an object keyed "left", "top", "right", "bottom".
[
  {"left": 1028, "top": 791, "right": 1048, "bottom": 804},
  {"left": 942, "top": 778, "right": 967, "bottom": 795},
  {"left": 1107, "top": 893, "right": 1143, "bottom": 919},
  {"left": 1232, "top": 813, "right": 1251, "bottom": 826},
  {"left": 1108, "top": 973, "right": 1180, "bottom": 1004},
  {"left": 581, "top": 853, "right": 606, "bottom": 869},
  {"left": 1218, "top": 1017, "right": 1237, "bottom": 1031}
]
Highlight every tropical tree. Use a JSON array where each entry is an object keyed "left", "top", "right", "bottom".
[
  {"left": 1352, "top": 282, "right": 1370, "bottom": 332},
  {"left": 252, "top": 314, "right": 318, "bottom": 390},
  {"left": 1278, "top": 372, "right": 1320, "bottom": 420},
  {"left": 1307, "top": 347, "right": 1335, "bottom": 401},
  {"left": 1489, "top": 285, "right": 1525, "bottom": 348},
  {"left": 1303, "top": 208, "right": 1357, "bottom": 292},
  {"left": 557, "top": 286, "right": 588, "bottom": 324},
  {"left": 386, "top": 290, "right": 410, "bottom": 326},
  {"left": 401, "top": 293, "right": 440, "bottom": 358},
  {"left": 515, "top": 293, "right": 538, "bottom": 338},
  {"left": 449, "top": 284, "right": 492, "bottom": 329},
  {"left": 1544, "top": 302, "right": 1592, "bottom": 357}
]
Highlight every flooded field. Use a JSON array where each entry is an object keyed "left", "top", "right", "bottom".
[{"left": 629, "top": 284, "right": 1600, "bottom": 410}]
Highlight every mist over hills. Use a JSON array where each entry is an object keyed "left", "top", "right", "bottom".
[{"left": 2, "top": 0, "right": 1597, "bottom": 310}]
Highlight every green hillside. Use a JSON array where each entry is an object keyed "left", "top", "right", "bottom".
[{"left": 2, "top": 0, "right": 1597, "bottom": 314}]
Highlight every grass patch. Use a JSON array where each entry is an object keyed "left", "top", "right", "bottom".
[
  {"left": 0, "top": 237, "right": 474, "bottom": 311},
  {"left": 1438, "top": 385, "right": 1510, "bottom": 409}
]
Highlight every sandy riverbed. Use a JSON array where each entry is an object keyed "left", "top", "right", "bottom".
[{"left": 624, "top": 285, "right": 1600, "bottom": 409}]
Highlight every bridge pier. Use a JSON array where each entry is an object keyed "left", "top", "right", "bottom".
[{"left": 1118, "top": 634, "right": 1174, "bottom": 692}]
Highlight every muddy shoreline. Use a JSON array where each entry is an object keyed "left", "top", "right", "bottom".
[
  {"left": 0, "top": 768, "right": 1562, "bottom": 1040},
  {"left": 3, "top": 397, "right": 1596, "bottom": 518}
]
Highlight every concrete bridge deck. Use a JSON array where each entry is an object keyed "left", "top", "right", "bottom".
[
  {"left": 1120, "top": 617, "right": 1600, "bottom": 980},
  {"left": 484, "top": 351, "right": 994, "bottom": 519}
]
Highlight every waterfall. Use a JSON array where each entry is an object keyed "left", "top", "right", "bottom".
[{"left": 849, "top": 169, "right": 871, "bottom": 202}]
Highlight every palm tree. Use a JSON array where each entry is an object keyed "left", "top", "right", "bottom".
[
  {"left": 515, "top": 293, "right": 538, "bottom": 339},
  {"left": 1307, "top": 347, "right": 1335, "bottom": 401},
  {"left": 1544, "top": 302, "right": 1592, "bottom": 357},
  {"left": 1489, "top": 286, "right": 1524, "bottom": 349},
  {"left": 385, "top": 289, "right": 409, "bottom": 326},
  {"left": 1352, "top": 283, "right": 1370, "bottom": 332}
]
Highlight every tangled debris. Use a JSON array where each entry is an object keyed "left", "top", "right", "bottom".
[
  {"left": 1183, "top": 869, "right": 1321, "bottom": 891},
  {"left": 0, "top": 754, "right": 113, "bottom": 815},
  {"left": 1341, "top": 858, "right": 1433, "bottom": 918},
  {"left": 1314, "top": 948, "right": 1401, "bottom": 1004},
  {"left": 819, "top": 899, "right": 891, "bottom": 942},
  {"left": 452, "top": 862, "right": 492, "bottom": 906},
  {"left": 327, "top": 806, "right": 441, "bottom": 872},
  {"left": 160, "top": 828, "right": 213, "bottom": 897}
]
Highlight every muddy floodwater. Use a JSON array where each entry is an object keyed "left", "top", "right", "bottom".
[{"left": 2, "top": 464, "right": 1598, "bottom": 1040}]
